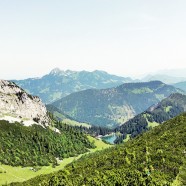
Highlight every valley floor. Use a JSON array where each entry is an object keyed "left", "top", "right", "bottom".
[{"left": 0, "top": 136, "right": 111, "bottom": 185}]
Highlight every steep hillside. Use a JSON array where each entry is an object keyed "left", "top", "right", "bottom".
[
  {"left": 46, "top": 104, "right": 73, "bottom": 121},
  {"left": 52, "top": 81, "right": 184, "bottom": 128},
  {"left": 14, "top": 113, "right": 186, "bottom": 186},
  {"left": 174, "top": 81, "right": 186, "bottom": 92},
  {"left": 0, "top": 80, "right": 50, "bottom": 127},
  {"left": 13, "top": 68, "right": 133, "bottom": 103},
  {"left": 115, "top": 93, "right": 186, "bottom": 143},
  {"left": 46, "top": 104, "right": 91, "bottom": 127},
  {"left": 0, "top": 120, "right": 94, "bottom": 167}
]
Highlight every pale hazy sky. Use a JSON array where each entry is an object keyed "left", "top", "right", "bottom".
[{"left": 0, "top": 0, "right": 186, "bottom": 79}]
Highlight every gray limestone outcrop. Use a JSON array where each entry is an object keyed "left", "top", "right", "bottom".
[{"left": 0, "top": 80, "right": 50, "bottom": 126}]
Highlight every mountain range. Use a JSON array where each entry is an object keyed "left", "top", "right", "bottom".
[
  {"left": 13, "top": 68, "right": 134, "bottom": 104},
  {"left": 51, "top": 80, "right": 184, "bottom": 128}
]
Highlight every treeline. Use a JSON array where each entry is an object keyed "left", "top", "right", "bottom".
[
  {"left": 12, "top": 113, "right": 186, "bottom": 185},
  {"left": 0, "top": 120, "right": 95, "bottom": 167},
  {"left": 73, "top": 125, "right": 113, "bottom": 136},
  {"left": 49, "top": 111, "right": 113, "bottom": 137}
]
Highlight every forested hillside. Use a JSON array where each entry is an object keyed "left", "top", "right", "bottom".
[
  {"left": 0, "top": 120, "right": 94, "bottom": 167},
  {"left": 115, "top": 93, "right": 186, "bottom": 143},
  {"left": 52, "top": 81, "right": 184, "bottom": 128},
  {"left": 13, "top": 113, "right": 186, "bottom": 185}
]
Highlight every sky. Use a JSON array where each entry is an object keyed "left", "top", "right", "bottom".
[{"left": 0, "top": 0, "right": 186, "bottom": 79}]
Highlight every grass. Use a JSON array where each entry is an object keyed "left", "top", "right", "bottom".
[
  {"left": 62, "top": 119, "right": 91, "bottom": 128},
  {"left": 143, "top": 115, "right": 160, "bottom": 129},
  {"left": 117, "top": 116, "right": 128, "bottom": 124},
  {"left": 123, "top": 134, "right": 131, "bottom": 143},
  {"left": 0, "top": 157, "right": 81, "bottom": 185},
  {"left": 165, "top": 106, "right": 172, "bottom": 113},
  {"left": 88, "top": 135, "right": 111, "bottom": 152},
  {"left": 0, "top": 136, "right": 110, "bottom": 185},
  {"left": 53, "top": 111, "right": 66, "bottom": 120},
  {"left": 147, "top": 121, "right": 159, "bottom": 128},
  {"left": 52, "top": 111, "right": 91, "bottom": 128}
]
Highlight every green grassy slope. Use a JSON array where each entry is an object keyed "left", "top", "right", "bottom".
[
  {"left": 46, "top": 105, "right": 91, "bottom": 128},
  {"left": 13, "top": 113, "right": 186, "bottom": 186}
]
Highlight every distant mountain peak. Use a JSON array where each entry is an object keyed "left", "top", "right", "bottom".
[
  {"left": 92, "top": 70, "right": 108, "bottom": 74},
  {"left": 50, "top": 67, "right": 63, "bottom": 75},
  {"left": 49, "top": 68, "right": 76, "bottom": 76}
]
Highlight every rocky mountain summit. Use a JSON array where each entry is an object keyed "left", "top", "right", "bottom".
[{"left": 0, "top": 80, "right": 50, "bottom": 126}]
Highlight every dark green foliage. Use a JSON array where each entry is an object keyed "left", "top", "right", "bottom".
[
  {"left": 115, "top": 93, "right": 186, "bottom": 143},
  {"left": 81, "top": 125, "right": 112, "bottom": 136},
  {"left": 13, "top": 113, "right": 186, "bottom": 185},
  {"left": 72, "top": 125, "right": 112, "bottom": 136},
  {"left": 0, "top": 120, "right": 95, "bottom": 167},
  {"left": 52, "top": 81, "right": 184, "bottom": 128}
]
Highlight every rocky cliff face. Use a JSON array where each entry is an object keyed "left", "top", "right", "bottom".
[{"left": 0, "top": 80, "right": 50, "bottom": 126}]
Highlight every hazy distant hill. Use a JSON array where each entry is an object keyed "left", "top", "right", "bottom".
[
  {"left": 142, "top": 74, "right": 186, "bottom": 84},
  {"left": 115, "top": 93, "right": 186, "bottom": 143},
  {"left": 173, "top": 81, "right": 186, "bottom": 92},
  {"left": 157, "top": 68, "right": 186, "bottom": 78},
  {"left": 13, "top": 68, "right": 134, "bottom": 103},
  {"left": 52, "top": 81, "right": 184, "bottom": 128}
]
